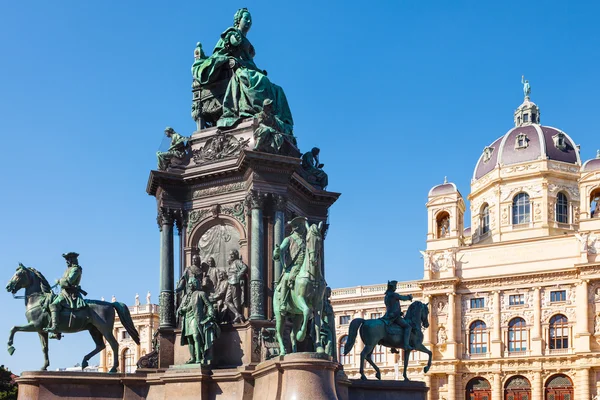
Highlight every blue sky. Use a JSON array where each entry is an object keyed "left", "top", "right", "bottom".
[{"left": 1, "top": 1, "right": 599, "bottom": 374}]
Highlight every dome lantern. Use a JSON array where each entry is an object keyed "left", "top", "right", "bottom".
[{"left": 514, "top": 76, "right": 540, "bottom": 127}]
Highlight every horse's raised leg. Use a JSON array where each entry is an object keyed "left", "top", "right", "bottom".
[
  {"left": 291, "top": 315, "right": 303, "bottom": 353},
  {"left": 294, "top": 296, "right": 310, "bottom": 343},
  {"left": 415, "top": 342, "right": 432, "bottom": 373},
  {"left": 82, "top": 326, "right": 106, "bottom": 370},
  {"left": 38, "top": 332, "right": 49, "bottom": 371},
  {"left": 362, "top": 344, "right": 381, "bottom": 380},
  {"left": 403, "top": 348, "right": 411, "bottom": 381},
  {"left": 8, "top": 322, "right": 37, "bottom": 354}
]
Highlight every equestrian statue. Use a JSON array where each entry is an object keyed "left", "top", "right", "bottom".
[
  {"left": 343, "top": 280, "right": 432, "bottom": 381},
  {"left": 273, "top": 217, "right": 326, "bottom": 355},
  {"left": 5, "top": 252, "right": 140, "bottom": 373}
]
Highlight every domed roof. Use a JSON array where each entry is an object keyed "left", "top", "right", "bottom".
[
  {"left": 473, "top": 124, "right": 581, "bottom": 180},
  {"left": 429, "top": 179, "right": 458, "bottom": 197},
  {"left": 582, "top": 151, "right": 600, "bottom": 172}
]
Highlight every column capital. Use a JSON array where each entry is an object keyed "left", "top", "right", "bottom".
[
  {"left": 273, "top": 194, "right": 287, "bottom": 212},
  {"left": 157, "top": 207, "right": 174, "bottom": 230},
  {"left": 246, "top": 190, "right": 267, "bottom": 211}
]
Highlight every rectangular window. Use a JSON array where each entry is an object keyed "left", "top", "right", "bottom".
[
  {"left": 509, "top": 294, "right": 524, "bottom": 306},
  {"left": 523, "top": 114, "right": 529, "bottom": 122},
  {"left": 550, "top": 290, "right": 566, "bottom": 302},
  {"left": 370, "top": 313, "right": 382, "bottom": 320},
  {"left": 122, "top": 331, "right": 130, "bottom": 340},
  {"left": 470, "top": 298, "right": 485, "bottom": 309},
  {"left": 339, "top": 315, "right": 351, "bottom": 325}
]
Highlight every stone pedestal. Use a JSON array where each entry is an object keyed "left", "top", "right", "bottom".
[
  {"left": 253, "top": 352, "right": 339, "bottom": 400},
  {"left": 347, "top": 379, "right": 428, "bottom": 400},
  {"left": 15, "top": 371, "right": 148, "bottom": 400}
]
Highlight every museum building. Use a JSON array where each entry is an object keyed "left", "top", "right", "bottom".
[
  {"left": 331, "top": 91, "right": 600, "bottom": 400},
  {"left": 99, "top": 90, "right": 600, "bottom": 400}
]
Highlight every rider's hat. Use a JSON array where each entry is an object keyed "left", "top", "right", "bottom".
[
  {"left": 387, "top": 280, "right": 398, "bottom": 289},
  {"left": 288, "top": 216, "right": 307, "bottom": 231},
  {"left": 62, "top": 252, "right": 80, "bottom": 262}
]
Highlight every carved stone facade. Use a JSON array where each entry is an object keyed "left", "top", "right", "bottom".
[{"left": 331, "top": 94, "right": 600, "bottom": 400}]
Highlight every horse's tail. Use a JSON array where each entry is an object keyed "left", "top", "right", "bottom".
[
  {"left": 113, "top": 302, "right": 140, "bottom": 345},
  {"left": 344, "top": 318, "right": 364, "bottom": 355}
]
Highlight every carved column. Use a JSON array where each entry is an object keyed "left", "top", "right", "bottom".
[
  {"left": 158, "top": 208, "right": 175, "bottom": 329},
  {"left": 424, "top": 375, "right": 432, "bottom": 400},
  {"left": 447, "top": 373, "right": 456, "bottom": 400},
  {"left": 532, "top": 287, "right": 542, "bottom": 354},
  {"left": 248, "top": 190, "right": 266, "bottom": 320},
  {"left": 577, "top": 280, "right": 590, "bottom": 334},
  {"left": 447, "top": 292, "right": 455, "bottom": 341},
  {"left": 580, "top": 368, "right": 591, "bottom": 400},
  {"left": 492, "top": 373, "right": 502, "bottom": 400},
  {"left": 491, "top": 291, "right": 502, "bottom": 357},
  {"left": 423, "top": 295, "right": 433, "bottom": 346},
  {"left": 273, "top": 194, "right": 287, "bottom": 290},
  {"left": 532, "top": 371, "right": 542, "bottom": 400}
]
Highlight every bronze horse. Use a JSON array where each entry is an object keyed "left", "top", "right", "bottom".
[
  {"left": 5, "top": 263, "right": 139, "bottom": 372},
  {"left": 343, "top": 300, "right": 431, "bottom": 381}
]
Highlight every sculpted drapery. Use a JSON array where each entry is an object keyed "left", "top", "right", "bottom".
[{"left": 191, "top": 8, "right": 294, "bottom": 134}]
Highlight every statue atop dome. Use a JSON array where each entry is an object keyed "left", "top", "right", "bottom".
[
  {"left": 191, "top": 8, "right": 294, "bottom": 134},
  {"left": 521, "top": 75, "right": 531, "bottom": 98}
]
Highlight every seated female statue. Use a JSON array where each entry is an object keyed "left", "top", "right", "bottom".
[{"left": 192, "top": 8, "right": 294, "bottom": 134}]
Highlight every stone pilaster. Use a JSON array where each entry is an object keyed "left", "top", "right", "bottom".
[
  {"left": 578, "top": 367, "right": 590, "bottom": 400},
  {"left": 447, "top": 373, "right": 456, "bottom": 400},
  {"left": 157, "top": 207, "right": 175, "bottom": 329},
  {"left": 532, "top": 371, "right": 542, "bottom": 400},
  {"left": 576, "top": 280, "right": 591, "bottom": 351},
  {"left": 273, "top": 194, "right": 287, "bottom": 290},
  {"left": 531, "top": 287, "right": 542, "bottom": 354},
  {"left": 248, "top": 190, "right": 267, "bottom": 320},
  {"left": 423, "top": 295, "right": 432, "bottom": 346},
  {"left": 492, "top": 373, "right": 502, "bottom": 400},
  {"left": 446, "top": 292, "right": 457, "bottom": 358},
  {"left": 491, "top": 291, "right": 502, "bottom": 357}
]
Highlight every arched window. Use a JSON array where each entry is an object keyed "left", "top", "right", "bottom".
[
  {"left": 466, "top": 377, "right": 491, "bottom": 400},
  {"left": 338, "top": 336, "right": 353, "bottom": 365},
  {"left": 469, "top": 320, "right": 487, "bottom": 355},
  {"left": 480, "top": 204, "right": 490, "bottom": 235},
  {"left": 591, "top": 188, "right": 600, "bottom": 219},
  {"left": 556, "top": 192, "right": 569, "bottom": 224},
  {"left": 508, "top": 318, "right": 527, "bottom": 352},
  {"left": 545, "top": 374, "right": 573, "bottom": 400},
  {"left": 512, "top": 193, "right": 530, "bottom": 225},
  {"left": 549, "top": 314, "right": 569, "bottom": 350},
  {"left": 504, "top": 375, "right": 531, "bottom": 400},
  {"left": 122, "top": 348, "right": 135, "bottom": 373}
]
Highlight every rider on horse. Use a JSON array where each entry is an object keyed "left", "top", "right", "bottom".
[
  {"left": 382, "top": 280, "right": 413, "bottom": 351},
  {"left": 45, "top": 252, "right": 87, "bottom": 335},
  {"left": 273, "top": 217, "right": 307, "bottom": 313}
]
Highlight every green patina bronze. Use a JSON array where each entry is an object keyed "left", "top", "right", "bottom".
[
  {"left": 177, "top": 276, "right": 220, "bottom": 365},
  {"left": 253, "top": 98, "right": 297, "bottom": 154},
  {"left": 192, "top": 8, "right": 294, "bottom": 133},
  {"left": 156, "top": 127, "right": 188, "bottom": 171},
  {"left": 301, "top": 148, "right": 328, "bottom": 189},
  {"left": 5, "top": 259, "right": 139, "bottom": 373},
  {"left": 320, "top": 287, "right": 337, "bottom": 359},
  {"left": 343, "top": 281, "right": 432, "bottom": 381},
  {"left": 273, "top": 218, "right": 326, "bottom": 355}
]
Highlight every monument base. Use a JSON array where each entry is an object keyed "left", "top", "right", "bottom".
[
  {"left": 253, "top": 352, "right": 339, "bottom": 400},
  {"left": 347, "top": 378, "right": 428, "bottom": 400},
  {"left": 15, "top": 371, "right": 148, "bottom": 400}
]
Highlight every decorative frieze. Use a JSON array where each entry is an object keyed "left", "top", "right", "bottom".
[
  {"left": 192, "top": 182, "right": 246, "bottom": 199},
  {"left": 192, "top": 131, "right": 250, "bottom": 165},
  {"left": 221, "top": 201, "right": 246, "bottom": 227}
]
